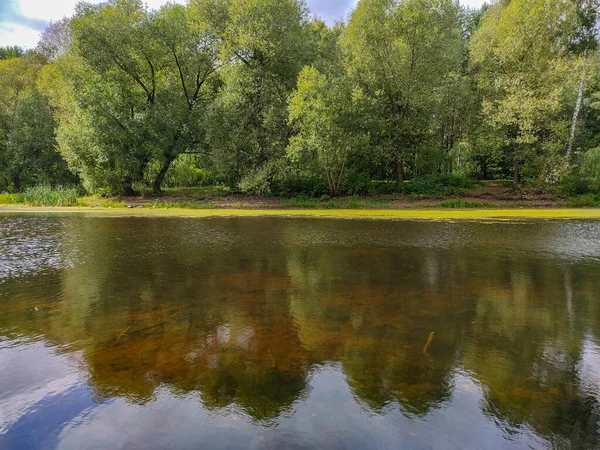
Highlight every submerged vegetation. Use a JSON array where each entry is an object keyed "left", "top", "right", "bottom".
[{"left": 0, "top": 0, "right": 599, "bottom": 203}]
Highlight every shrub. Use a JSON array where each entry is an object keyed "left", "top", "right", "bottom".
[
  {"left": 438, "top": 199, "right": 493, "bottom": 208},
  {"left": 566, "top": 194, "right": 600, "bottom": 208},
  {"left": 98, "top": 199, "right": 127, "bottom": 208},
  {"left": 559, "top": 176, "right": 598, "bottom": 197},
  {"left": 0, "top": 193, "right": 22, "bottom": 204},
  {"left": 22, "top": 185, "right": 79, "bottom": 206},
  {"left": 283, "top": 195, "right": 318, "bottom": 208},
  {"left": 145, "top": 201, "right": 218, "bottom": 210},
  {"left": 402, "top": 174, "right": 474, "bottom": 197}
]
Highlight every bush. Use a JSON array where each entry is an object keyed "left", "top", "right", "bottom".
[
  {"left": 341, "top": 170, "right": 372, "bottom": 196},
  {"left": 98, "top": 199, "right": 127, "bottom": 208},
  {"left": 283, "top": 195, "right": 318, "bottom": 208},
  {"left": 566, "top": 194, "right": 600, "bottom": 208},
  {"left": 164, "top": 155, "right": 211, "bottom": 188},
  {"left": 22, "top": 185, "right": 79, "bottom": 206},
  {"left": 438, "top": 199, "right": 493, "bottom": 208},
  {"left": 275, "top": 173, "right": 330, "bottom": 197},
  {"left": 146, "top": 201, "right": 218, "bottom": 210},
  {"left": 0, "top": 193, "right": 22, "bottom": 204},
  {"left": 559, "top": 176, "right": 599, "bottom": 197},
  {"left": 402, "top": 174, "right": 474, "bottom": 197}
]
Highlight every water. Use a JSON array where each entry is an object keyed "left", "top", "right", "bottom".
[{"left": 1, "top": 214, "right": 600, "bottom": 449}]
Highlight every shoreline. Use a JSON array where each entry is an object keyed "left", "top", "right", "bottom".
[{"left": 2, "top": 205, "right": 600, "bottom": 220}]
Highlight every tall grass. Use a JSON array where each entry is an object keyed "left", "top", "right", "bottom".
[{"left": 22, "top": 185, "right": 79, "bottom": 207}]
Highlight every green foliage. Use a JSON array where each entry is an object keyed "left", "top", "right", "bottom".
[
  {"left": 289, "top": 66, "right": 356, "bottom": 196},
  {"left": 282, "top": 195, "right": 391, "bottom": 209},
  {"left": 206, "top": 0, "right": 313, "bottom": 192},
  {"left": 402, "top": 174, "right": 474, "bottom": 196},
  {"left": 438, "top": 199, "right": 493, "bottom": 208},
  {"left": 0, "top": 52, "right": 75, "bottom": 192},
  {"left": 581, "top": 147, "right": 600, "bottom": 180},
  {"left": 2, "top": 0, "right": 599, "bottom": 198},
  {"left": 145, "top": 201, "right": 218, "bottom": 209},
  {"left": 469, "top": 0, "right": 592, "bottom": 184},
  {"left": 98, "top": 199, "right": 128, "bottom": 208},
  {"left": 0, "top": 193, "right": 22, "bottom": 204},
  {"left": 559, "top": 172, "right": 600, "bottom": 197},
  {"left": 341, "top": 0, "right": 467, "bottom": 186},
  {"left": 0, "top": 46, "right": 24, "bottom": 60},
  {"left": 164, "top": 155, "right": 210, "bottom": 188},
  {"left": 21, "top": 185, "right": 79, "bottom": 207},
  {"left": 283, "top": 195, "right": 319, "bottom": 208},
  {"left": 566, "top": 194, "right": 600, "bottom": 207},
  {"left": 40, "top": 0, "right": 222, "bottom": 195}
]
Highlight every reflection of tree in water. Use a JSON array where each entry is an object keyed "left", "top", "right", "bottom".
[
  {"left": 462, "top": 259, "right": 600, "bottom": 449},
  {"left": 1, "top": 217, "right": 600, "bottom": 445}
]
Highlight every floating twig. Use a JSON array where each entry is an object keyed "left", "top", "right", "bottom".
[{"left": 423, "top": 331, "right": 435, "bottom": 357}]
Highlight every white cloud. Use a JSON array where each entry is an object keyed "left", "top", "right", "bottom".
[
  {"left": 0, "top": 22, "right": 41, "bottom": 48},
  {"left": 19, "top": 0, "right": 81, "bottom": 22},
  {"left": 0, "top": 0, "right": 185, "bottom": 48}
]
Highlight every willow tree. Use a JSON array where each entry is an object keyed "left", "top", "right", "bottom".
[
  {"left": 40, "top": 0, "right": 222, "bottom": 194},
  {"left": 470, "top": 0, "right": 592, "bottom": 185},
  {"left": 341, "top": 0, "right": 465, "bottom": 186},
  {"left": 206, "top": 0, "right": 314, "bottom": 193}
]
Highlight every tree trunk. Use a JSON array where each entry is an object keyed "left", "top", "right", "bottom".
[
  {"left": 513, "top": 145, "right": 520, "bottom": 186},
  {"left": 12, "top": 173, "right": 21, "bottom": 192},
  {"left": 566, "top": 50, "right": 587, "bottom": 158},
  {"left": 153, "top": 158, "right": 173, "bottom": 195},
  {"left": 122, "top": 178, "right": 136, "bottom": 196},
  {"left": 395, "top": 156, "right": 404, "bottom": 187}
]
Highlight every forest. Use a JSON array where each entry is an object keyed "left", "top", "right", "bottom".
[{"left": 0, "top": 0, "right": 599, "bottom": 199}]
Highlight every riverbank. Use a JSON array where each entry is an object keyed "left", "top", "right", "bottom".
[
  {"left": 2, "top": 182, "right": 600, "bottom": 212},
  {"left": 3, "top": 205, "right": 600, "bottom": 220}
]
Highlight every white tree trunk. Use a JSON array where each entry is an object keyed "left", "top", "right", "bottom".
[{"left": 566, "top": 51, "right": 588, "bottom": 158}]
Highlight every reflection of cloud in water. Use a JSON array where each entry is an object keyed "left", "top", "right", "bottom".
[
  {"left": 51, "top": 366, "right": 547, "bottom": 450},
  {"left": 0, "top": 341, "right": 82, "bottom": 434},
  {"left": 580, "top": 337, "right": 600, "bottom": 402}
]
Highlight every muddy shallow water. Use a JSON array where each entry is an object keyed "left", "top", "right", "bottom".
[{"left": 1, "top": 214, "right": 600, "bottom": 449}]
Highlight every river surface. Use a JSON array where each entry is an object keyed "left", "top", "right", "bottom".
[{"left": 1, "top": 214, "right": 600, "bottom": 449}]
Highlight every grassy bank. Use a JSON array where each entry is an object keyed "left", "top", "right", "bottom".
[{"left": 2, "top": 183, "right": 600, "bottom": 211}]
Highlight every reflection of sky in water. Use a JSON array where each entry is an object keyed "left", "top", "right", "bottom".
[
  {"left": 0, "top": 217, "right": 73, "bottom": 280},
  {"left": 0, "top": 345, "right": 546, "bottom": 450}
]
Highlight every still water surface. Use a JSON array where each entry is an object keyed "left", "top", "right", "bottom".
[{"left": 1, "top": 214, "right": 600, "bottom": 449}]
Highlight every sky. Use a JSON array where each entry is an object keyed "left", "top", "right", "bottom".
[{"left": 0, "top": 0, "right": 488, "bottom": 49}]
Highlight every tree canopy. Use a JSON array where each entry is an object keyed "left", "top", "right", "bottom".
[{"left": 0, "top": 0, "right": 599, "bottom": 195}]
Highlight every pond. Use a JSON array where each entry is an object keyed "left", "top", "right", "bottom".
[{"left": 1, "top": 214, "right": 600, "bottom": 449}]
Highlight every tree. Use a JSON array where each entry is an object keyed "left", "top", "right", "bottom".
[
  {"left": 40, "top": 0, "right": 222, "bottom": 194},
  {"left": 341, "top": 0, "right": 465, "bottom": 187},
  {"left": 0, "top": 52, "right": 72, "bottom": 191},
  {"left": 37, "top": 18, "right": 72, "bottom": 61},
  {"left": 0, "top": 46, "right": 24, "bottom": 61},
  {"left": 565, "top": 0, "right": 599, "bottom": 157},
  {"left": 206, "top": 0, "right": 313, "bottom": 193},
  {"left": 288, "top": 66, "right": 364, "bottom": 196},
  {"left": 470, "top": 0, "right": 590, "bottom": 185}
]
